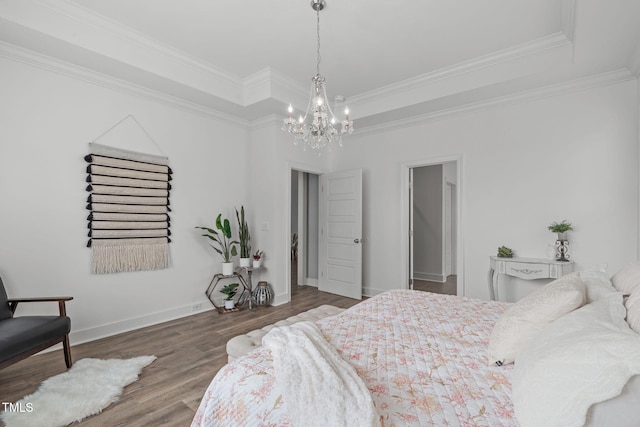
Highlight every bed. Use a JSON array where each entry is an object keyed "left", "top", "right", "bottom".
[
  {"left": 193, "top": 290, "right": 516, "bottom": 426},
  {"left": 192, "top": 266, "right": 640, "bottom": 427}
]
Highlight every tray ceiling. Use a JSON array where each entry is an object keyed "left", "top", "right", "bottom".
[{"left": 1, "top": 0, "right": 639, "bottom": 127}]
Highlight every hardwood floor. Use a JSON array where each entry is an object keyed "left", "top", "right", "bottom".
[
  {"left": 413, "top": 274, "right": 457, "bottom": 295},
  {"left": 0, "top": 286, "right": 360, "bottom": 426}
]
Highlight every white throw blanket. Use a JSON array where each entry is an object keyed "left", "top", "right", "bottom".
[{"left": 262, "top": 321, "right": 380, "bottom": 427}]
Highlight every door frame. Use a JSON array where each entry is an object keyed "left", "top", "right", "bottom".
[
  {"left": 286, "top": 161, "right": 325, "bottom": 300},
  {"left": 400, "top": 154, "right": 464, "bottom": 296}
]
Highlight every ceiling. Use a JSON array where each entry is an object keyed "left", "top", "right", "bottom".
[{"left": 1, "top": 0, "right": 639, "bottom": 128}]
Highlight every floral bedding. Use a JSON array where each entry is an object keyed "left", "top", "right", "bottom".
[{"left": 192, "top": 289, "right": 517, "bottom": 427}]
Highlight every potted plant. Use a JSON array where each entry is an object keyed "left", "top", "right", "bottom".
[
  {"left": 252, "top": 250, "right": 264, "bottom": 268},
  {"left": 497, "top": 246, "right": 514, "bottom": 258},
  {"left": 547, "top": 220, "right": 572, "bottom": 262},
  {"left": 220, "top": 283, "right": 239, "bottom": 310},
  {"left": 195, "top": 213, "right": 238, "bottom": 275},
  {"left": 547, "top": 220, "right": 573, "bottom": 241},
  {"left": 235, "top": 206, "right": 251, "bottom": 267}
]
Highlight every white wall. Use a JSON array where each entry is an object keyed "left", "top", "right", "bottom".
[
  {"left": 247, "top": 120, "right": 327, "bottom": 305},
  {"left": 1, "top": 52, "right": 638, "bottom": 347},
  {"left": 0, "top": 56, "right": 251, "bottom": 344},
  {"left": 330, "top": 79, "right": 639, "bottom": 300}
]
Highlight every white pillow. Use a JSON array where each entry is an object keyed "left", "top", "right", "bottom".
[
  {"left": 487, "top": 272, "right": 586, "bottom": 365},
  {"left": 611, "top": 261, "right": 640, "bottom": 295},
  {"left": 512, "top": 294, "right": 640, "bottom": 427},
  {"left": 578, "top": 265, "right": 617, "bottom": 303}
]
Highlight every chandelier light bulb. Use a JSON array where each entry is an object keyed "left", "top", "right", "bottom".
[{"left": 288, "top": 104, "right": 293, "bottom": 114}]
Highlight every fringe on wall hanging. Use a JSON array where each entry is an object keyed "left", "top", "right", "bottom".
[{"left": 86, "top": 142, "right": 172, "bottom": 274}]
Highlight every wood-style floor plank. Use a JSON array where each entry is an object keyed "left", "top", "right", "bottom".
[{"left": 0, "top": 285, "right": 360, "bottom": 426}]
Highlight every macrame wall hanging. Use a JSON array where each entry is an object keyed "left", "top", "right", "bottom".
[{"left": 85, "top": 116, "right": 172, "bottom": 274}]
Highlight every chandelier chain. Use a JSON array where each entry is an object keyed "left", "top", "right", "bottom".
[{"left": 316, "top": 7, "right": 321, "bottom": 76}]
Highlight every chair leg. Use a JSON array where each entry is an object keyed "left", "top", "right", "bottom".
[{"left": 62, "top": 335, "right": 73, "bottom": 368}]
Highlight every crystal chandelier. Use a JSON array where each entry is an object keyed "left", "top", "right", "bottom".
[{"left": 282, "top": 0, "right": 353, "bottom": 151}]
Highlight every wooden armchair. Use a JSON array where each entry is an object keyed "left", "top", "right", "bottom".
[{"left": 0, "top": 276, "right": 73, "bottom": 370}]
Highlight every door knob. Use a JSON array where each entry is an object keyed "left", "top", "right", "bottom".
[{"left": 354, "top": 238, "right": 360, "bottom": 244}]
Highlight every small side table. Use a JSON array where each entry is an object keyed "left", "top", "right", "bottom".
[
  {"left": 235, "top": 266, "right": 262, "bottom": 309},
  {"left": 205, "top": 272, "right": 250, "bottom": 312},
  {"left": 488, "top": 256, "right": 574, "bottom": 301}
]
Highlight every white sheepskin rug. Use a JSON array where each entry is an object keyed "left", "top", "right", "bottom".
[{"left": 1, "top": 356, "right": 156, "bottom": 427}]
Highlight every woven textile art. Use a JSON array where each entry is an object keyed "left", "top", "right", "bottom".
[{"left": 85, "top": 143, "right": 172, "bottom": 273}]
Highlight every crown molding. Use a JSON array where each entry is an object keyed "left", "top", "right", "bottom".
[
  {"left": 348, "top": 32, "right": 573, "bottom": 119},
  {"left": 242, "top": 68, "right": 307, "bottom": 107},
  {"left": 249, "top": 114, "right": 282, "bottom": 131},
  {"left": 3, "top": 0, "right": 245, "bottom": 103},
  {"left": 355, "top": 68, "right": 636, "bottom": 137},
  {"left": 36, "top": 0, "right": 242, "bottom": 87},
  {"left": 0, "top": 40, "right": 250, "bottom": 128},
  {"left": 350, "top": 33, "right": 570, "bottom": 103},
  {"left": 2, "top": 0, "right": 311, "bottom": 111}
]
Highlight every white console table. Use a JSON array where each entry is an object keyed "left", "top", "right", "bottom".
[{"left": 488, "top": 256, "right": 574, "bottom": 301}]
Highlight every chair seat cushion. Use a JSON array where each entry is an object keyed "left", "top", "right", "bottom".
[{"left": 0, "top": 316, "right": 71, "bottom": 362}]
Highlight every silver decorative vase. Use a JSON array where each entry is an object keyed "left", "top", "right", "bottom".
[
  {"left": 555, "top": 239, "right": 570, "bottom": 262},
  {"left": 252, "top": 281, "right": 273, "bottom": 307}
]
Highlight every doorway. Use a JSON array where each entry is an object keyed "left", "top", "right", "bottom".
[
  {"left": 403, "top": 157, "right": 462, "bottom": 296},
  {"left": 290, "top": 170, "right": 320, "bottom": 297}
]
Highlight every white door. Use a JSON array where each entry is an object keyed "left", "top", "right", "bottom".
[{"left": 319, "top": 169, "right": 363, "bottom": 299}]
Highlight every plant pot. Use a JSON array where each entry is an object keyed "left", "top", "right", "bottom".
[
  {"left": 557, "top": 232, "right": 568, "bottom": 241},
  {"left": 222, "top": 262, "right": 234, "bottom": 276},
  {"left": 224, "top": 299, "right": 235, "bottom": 310},
  {"left": 239, "top": 257, "right": 251, "bottom": 268},
  {"left": 252, "top": 260, "right": 262, "bottom": 268}
]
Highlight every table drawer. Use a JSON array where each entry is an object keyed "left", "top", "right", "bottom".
[{"left": 506, "top": 262, "right": 550, "bottom": 280}]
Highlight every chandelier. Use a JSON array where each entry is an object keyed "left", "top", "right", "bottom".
[{"left": 282, "top": 0, "right": 353, "bottom": 151}]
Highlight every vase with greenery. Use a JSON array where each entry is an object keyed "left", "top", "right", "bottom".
[
  {"left": 195, "top": 213, "right": 238, "bottom": 275},
  {"left": 235, "top": 206, "right": 251, "bottom": 267},
  {"left": 220, "top": 283, "right": 239, "bottom": 309},
  {"left": 547, "top": 220, "right": 573, "bottom": 240},
  {"left": 547, "top": 220, "right": 572, "bottom": 262}
]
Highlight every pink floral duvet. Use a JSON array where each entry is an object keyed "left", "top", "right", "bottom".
[{"left": 192, "top": 290, "right": 517, "bottom": 427}]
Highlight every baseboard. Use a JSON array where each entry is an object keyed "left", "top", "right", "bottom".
[
  {"left": 68, "top": 299, "right": 213, "bottom": 347},
  {"left": 413, "top": 271, "right": 446, "bottom": 283},
  {"left": 363, "top": 286, "right": 386, "bottom": 298},
  {"left": 271, "top": 293, "right": 289, "bottom": 306}
]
